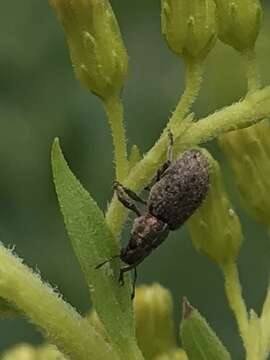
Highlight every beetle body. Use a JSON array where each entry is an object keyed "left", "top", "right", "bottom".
[
  {"left": 96, "top": 143, "right": 209, "bottom": 298},
  {"left": 120, "top": 149, "right": 209, "bottom": 267},
  {"left": 120, "top": 214, "right": 169, "bottom": 265},
  {"left": 148, "top": 149, "right": 209, "bottom": 230}
]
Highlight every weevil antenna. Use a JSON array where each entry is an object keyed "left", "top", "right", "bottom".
[{"left": 95, "top": 255, "right": 120, "bottom": 269}]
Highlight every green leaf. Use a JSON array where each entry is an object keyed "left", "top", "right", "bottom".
[
  {"left": 180, "top": 298, "right": 231, "bottom": 360},
  {"left": 51, "top": 138, "right": 141, "bottom": 359}
]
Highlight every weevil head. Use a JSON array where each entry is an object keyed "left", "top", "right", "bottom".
[{"left": 120, "top": 214, "right": 169, "bottom": 265}]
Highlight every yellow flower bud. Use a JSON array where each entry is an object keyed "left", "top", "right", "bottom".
[
  {"left": 49, "top": 0, "right": 128, "bottom": 100},
  {"left": 153, "top": 349, "right": 188, "bottom": 360},
  {"left": 1, "top": 344, "right": 66, "bottom": 360},
  {"left": 1, "top": 344, "right": 36, "bottom": 360},
  {"left": 187, "top": 149, "right": 243, "bottom": 266},
  {"left": 134, "top": 283, "right": 176, "bottom": 359},
  {"left": 214, "top": 0, "right": 262, "bottom": 52},
  {"left": 161, "top": 0, "right": 217, "bottom": 60},
  {"left": 219, "top": 120, "right": 270, "bottom": 228},
  {"left": 154, "top": 349, "right": 188, "bottom": 360}
]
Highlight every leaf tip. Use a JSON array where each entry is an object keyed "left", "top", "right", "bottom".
[
  {"left": 52, "top": 137, "right": 60, "bottom": 154},
  {"left": 182, "top": 297, "right": 194, "bottom": 320}
]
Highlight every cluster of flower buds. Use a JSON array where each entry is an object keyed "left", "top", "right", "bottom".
[
  {"left": 49, "top": 0, "right": 128, "bottom": 100},
  {"left": 215, "top": 0, "right": 268, "bottom": 228},
  {"left": 161, "top": 0, "right": 217, "bottom": 61},
  {"left": 214, "top": 0, "right": 262, "bottom": 52},
  {"left": 187, "top": 149, "right": 243, "bottom": 266}
]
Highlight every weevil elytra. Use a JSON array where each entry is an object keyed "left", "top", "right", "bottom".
[{"left": 96, "top": 133, "right": 209, "bottom": 298}]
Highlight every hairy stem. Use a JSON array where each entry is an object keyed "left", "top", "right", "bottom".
[
  {"left": 0, "top": 244, "right": 118, "bottom": 360},
  {"left": 103, "top": 95, "right": 128, "bottom": 181},
  {"left": 168, "top": 59, "right": 204, "bottom": 131},
  {"left": 106, "top": 85, "right": 270, "bottom": 237},
  {"left": 221, "top": 261, "right": 249, "bottom": 351},
  {"left": 244, "top": 48, "right": 261, "bottom": 93},
  {"left": 177, "top": 85, "right": 270, "bottom": 146},
  {"left": 106, "top": 59, "right": 203, "bottom": 238}
]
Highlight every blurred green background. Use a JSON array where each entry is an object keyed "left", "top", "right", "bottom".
[{"left": 0, "top": 1, "right": 270, "bottom": 359}]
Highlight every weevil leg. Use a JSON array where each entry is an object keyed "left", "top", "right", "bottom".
[
  {"left": 95, "top": 254, "right": 120, "bottom": 269},
  {"left": 119, "top": 263, "right": 138, "bottom": 285},
  {"left": 119, "top": 263, "right": 141, "bottom": 299},
  {"left": 114, "top": 181, "right": 146, "bottom": 205},
  {"left": 167, "top": 129, "right": 174, "bottom": 163},
  {"left": 114, "top": 182, "right": 145, "bottom": 216},
  {"left": 131, "top": 267, "right": 138, "bottom": 299},
  {"left": 145, "top": 131, "right": 174, "bottom": 191},
  {"left": 144, "top": 161, "right": 171, "bottom": 191},
  {"left": 119, "top": 268, "right": 125, "bottom": 286}
]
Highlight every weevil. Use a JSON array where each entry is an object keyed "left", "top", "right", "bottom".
[{"left": 96, "top": 132, "right": 209, "bottom": 298}]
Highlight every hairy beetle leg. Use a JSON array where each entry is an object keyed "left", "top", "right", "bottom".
[
  {"left": 167, "top": 128, "right": 174, "bottom": 163},
  {"left": 119, "top": 265, "right": 138, "bottom": 299},
  {"left": 144, "top": 130, "right": 174, "bottom": 191},
  {"left": 114, "top": 181, "right": 146, "bottom": 216}
]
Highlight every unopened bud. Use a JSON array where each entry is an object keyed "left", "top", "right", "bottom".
[
  {"left": 1, "top": 344, "right": 36, "bottom": 360},
  {"left": 1, "top": 344, "right": 66, "bottom": 360},
  {"left": 134, "top": 283, "right": 176, "bottom": 359},
  {"left": 180, "top": 298, "right": 232, "bottom": 360},
  {"left": 219, "top": 120, "right": 270, "bottom": 228},
  {"left": 153, "top": 349, "right": 188, "bottom": 360},
  {"left": 187, "top": 149, "right": 243, "bottom": 266},
  {"left": 214, "top": 0, "right": 262, "bottom": 52},
  {"left": 49, "top": 0, "right": 128, "bottom": 100},
  {"left": 161, "top": 0, "right": 217, "bottom": 60}
]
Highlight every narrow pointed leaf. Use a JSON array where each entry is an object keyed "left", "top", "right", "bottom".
[
  {"left": 180, "top": 298, "right": 231, "bottom": 360},
  {"left": 51, "top": 138, "right": 140, "bottom": 359}
]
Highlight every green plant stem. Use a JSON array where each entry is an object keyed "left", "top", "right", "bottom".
[
  {"left": 221, "top": 261, "right": 249, "bottom": 350},
  {"left": 103, "top": 95, "right": 128, "bottom": 182},
  {"left": 106, "top": 85, "right": 270, "bottom": 237},
  {"left": 106, "top": 59, "right": 203, "bottom": 238},
  {"left": 168, "top": 59, "right": 204, "bottom": 132},
  {"left": 177, "top": 85, "right": 270, "bottom": 147},
  {"left": 0, "top": 244, "right": 118, "bottom": 360},
  {"left": 244, "top": 48, "right": 261, "bottom": 93}
]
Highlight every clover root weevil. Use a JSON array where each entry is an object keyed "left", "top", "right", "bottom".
[{"left": 96, "top": 132, "right": 209, "bottom": 299}]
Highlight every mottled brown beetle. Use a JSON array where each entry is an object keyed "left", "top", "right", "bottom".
[{"left": 96, "top": 132, "right": 209, "bottom": 298}]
